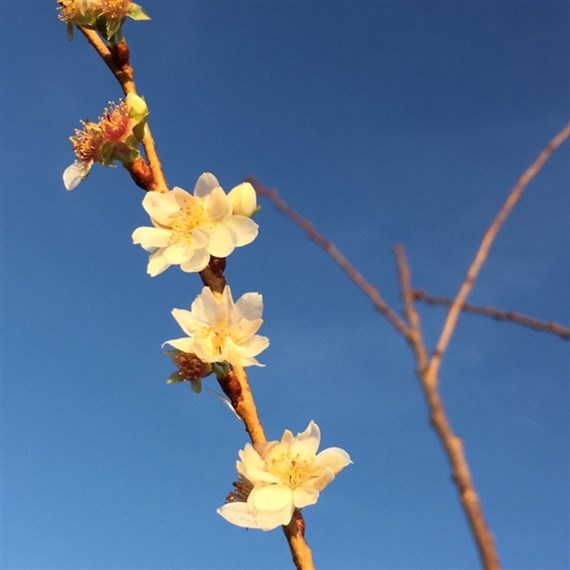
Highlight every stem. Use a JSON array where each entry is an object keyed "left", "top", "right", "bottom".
[
  {"left": 225, "top": 365, "right": 267, "bottom": 445},
  {"left": 413, "top": 290, "right": 570, "bottom": 340},
  {"left": 282, "top": 511, "right": 316, "bottom": 570}
]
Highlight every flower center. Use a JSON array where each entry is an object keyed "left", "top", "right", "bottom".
[
  {"left": 209, "top": 319, "right": 230, "bottom": 354},
  {"left": 71, "top": 121, "right": 103, "bottom": 161},
  {"left": 100, "top": 102, "right": 130, "bottom": 142},
  {"left": 169, "top": 200, "right": 215, "bottom": 243},
  {"left": 268, "top": 451, "right": 316, "bottom": 489}
]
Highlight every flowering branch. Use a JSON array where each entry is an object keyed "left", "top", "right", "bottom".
[
  {"left": 61, "top": 12, "right": 325, "bottom": 569},
  {"left": 412, "top": 290, "right": 570, "bottom": 340}
]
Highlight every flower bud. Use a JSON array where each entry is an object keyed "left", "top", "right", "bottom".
[{"left": 228, "top": 182, "right": 257, "bottom": 217}]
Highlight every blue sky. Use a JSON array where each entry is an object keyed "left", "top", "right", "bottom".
[{"left": 2, "top": 1, "right": 569, "bottom": 568}]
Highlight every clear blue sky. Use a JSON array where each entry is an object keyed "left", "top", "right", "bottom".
[{"left": 2, "top": 1, "right": 568, "bottom": 568}]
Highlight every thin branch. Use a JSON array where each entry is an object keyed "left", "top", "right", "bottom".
[
  {"left": 78, "top": 27, "right": 169, "bottom": 193},
  {"left": 395, "top": 246, "right": 429, "bottom": 368},
  {"left": 413, "top": 290, "right": 570, "bottom": 341},
  {"left": 222, "top": 365, "right": 267, "bottom": 445},
  {"left": 246, "top": 176, "right": 412, "bottom": 340},
  {"left": 396, "top": 246, "right": 501, "bottom": 569},
  {"left": 428, "top": 124, "right": 570, "bottom": 381}
]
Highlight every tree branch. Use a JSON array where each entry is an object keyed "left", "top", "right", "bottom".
[
  {"left": 395, "top": 246, "right": 501, "bottom": 569},
  {"left": 249, "top": 126, "right": 570, "bottom": 568},
  {"left": 427, "top": 124, "right": 570, "bottom": 381},
  {"left": 413, "top": 290, "right": 570, "bottom": 340}
]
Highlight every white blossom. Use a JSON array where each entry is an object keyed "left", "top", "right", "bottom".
[
  {"left": 218, "top": 421, "right": 352, "bottom": 531},
  {"left": 164, "top": 286, "right": 269, "bottom": 367},
  {"left": 132, "top": 173, "right": 259, "bottom": 276}
]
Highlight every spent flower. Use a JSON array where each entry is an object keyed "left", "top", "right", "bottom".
[
  {"left": 163, "top": 286, "right": 269, "bottom": 368},
  {"left": 63, "top": 93, "right": 149, "bottom": 190},
  {"left": 218, "top": 421, "right": 352, "bottom": 531},
  {"left": 164, "top": 348, "right": 213, "bottom": 394},
  {"left": 58, "top": 0, "right": 150, "bottom": 41},
  {"left": 132, "top": 173, "right": 259, "bottom": 276}
]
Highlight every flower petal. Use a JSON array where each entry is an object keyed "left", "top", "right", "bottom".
[
  {"left": 63, "top": 160, "right": 92, "bottom": 191},
  {"left": 207, "top": 226, "right": 236, "bottom": 258},
  {"left": 240, "top": 335, "right": 270, "bottom": 359},
  {"left": 248, "top": 485, "right": 295, "bottom": 527},
  {"left": 194, "top": 172, "right": 220, "bottom": 197},
  {"left": 226, "top": 216, "right": 259, "bottom": 247},
  {"left": 217, "top": 502, "right": 260, "bottom": 529},
  {"left": 132, "top": 226, "right": 172, "bottom": 250},
  {"left": 316, "top": 447, "right": 353, "bottom": 475},
  {"left": 171, "top": 308, "right": 197, "bottom": 336},
  {"left": 192, "top": 287, "right": 222, "bottom": 324},
  {"left": 292, "top": 487, "right": 320, "bottom": 509},
  {"left": 163, "top": 241, "right": 194, "bottom": 264},
  {"left": 147, "top": 250, "right": 170, "bottom": 276},
  {"left": 142, "top": 191, "right": 179, "bottom": 225},
  {"left": 292, "top": 421, "right": 321, "bottom": 457},
  {"left": 235, "top": 292, "right": 264, "bottom": 321},
  {"left": 231, "top": 318, "right": 263, "bottom": 344},
  {"left": 162, "top": 337, "right": 194, "bottom": 353},
  {"left": 206, "top": 187, "right": 232, "bottom": 222},
  {"left": 180, "top": 248, "right": 210, "bottom": 273}
]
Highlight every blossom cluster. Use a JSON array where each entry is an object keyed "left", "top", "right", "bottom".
[
  {"left": 60, "top": 2, "right": 352, "bottom": 535},
  {"left": 64, "top": 93, "right": 149, "bottom": 190}
]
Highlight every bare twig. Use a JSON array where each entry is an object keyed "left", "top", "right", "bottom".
[
  {"left": 395, "top": 246, "right": 429, "bottom": 367},
  {"left": 246, "top": 177, "right": 411, "bottom": 340},
  {"left": 428, "top": 124, "right": 570, "bottom": 381},
  {"left": 395, "top": 247, "right": 501, "bottom": 569},
  {"left": 251, "top": 127, "right": 569, "bottom": 569},
  {"left": 413, "top": 290, "right": 570, "bottom": 340},
  {"left": 78, "top": 27, "right": 169, "bottom": 193}
]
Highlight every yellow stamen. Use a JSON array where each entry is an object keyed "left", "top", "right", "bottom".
[
  {"left": 209, "top": 319, "right": 231, "bottom": 354},
  {"left": 169, "top": 200, "right": 216, "bottom": 244},
  {"left": 268, "top": 451, "right": 316, "bottom": 489},
  {"left": 71, "top": 121, "right": 103, "bottom": 162}
]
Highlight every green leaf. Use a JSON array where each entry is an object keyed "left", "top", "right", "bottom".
[
  {"left": 66, "top": 24, "right": 74, "bottom": 41},
  {"left": 191, "top": 379, "right": 203, "bottom": 394},
  {"left": 128, "top": 3, "right": 151, "bottom": 21},
  {"left": 167, "top": 371, "right": 184, "bottom": 384},
  {"left": 105, "top": 17, "right": 122, "bottom": 41}
]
